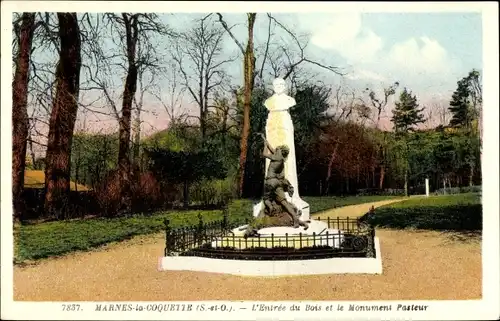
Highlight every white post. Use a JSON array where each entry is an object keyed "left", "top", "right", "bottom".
[{"left": 425, "top": 178, "right": 430, "bottom": 197}]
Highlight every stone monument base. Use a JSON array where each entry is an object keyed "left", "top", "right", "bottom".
[{"left": 159, "top": 237, "right": 382, "bottom": 276}]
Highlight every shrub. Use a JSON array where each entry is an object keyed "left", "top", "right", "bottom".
[
  {"left": 189, "top": 177, "right": 236, "bottom": 207},
  {"left": 356, "top": 188, "right": 406, "bottom": 196},
  {"left": 95, "top": 168, "right": 175, "bottom": 216},
  {"left": 94, "top": 170, "right": 122, "bottom": 216},
  {"left": 434, "top": 185, "right": 482, "bottom": 195}
]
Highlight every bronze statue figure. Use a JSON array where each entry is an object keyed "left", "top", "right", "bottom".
[{"left": 259, "top": 133, "right": 309, "bottom": 228}]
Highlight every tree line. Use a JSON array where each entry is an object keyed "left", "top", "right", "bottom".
[{"left": 12, "top": 12, "right": 482, "bottom": 222}]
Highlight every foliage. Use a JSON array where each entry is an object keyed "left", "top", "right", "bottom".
[
  {"left": 356, "top": 188, "right": 407, "bottom": 196},
  {"left": 143, "top": 124, "right": 202, "bottom": 152},
  {"left": 360, "top": 193, "right": 481, "bottom": 231},
  {"left": 70, "top": 132, "right": 119, "bottom": 189},
  {"left": 292, "top": 84, "right": 331, "bottom": 150},
  {"left": 449, "top": 69, "right": 482, "bottom": 129},
  {"left": 391, "top": 87, "right": 425, "bottom": 133},
  {"left": 235, "top": 86, "right": 270, "bottom": 197},
  {"left": 146, "top": 148, "right": 227, "bottom": 185},
  {"left": 145, "top": 146, "right": 228, "bottom": 207},
  {"left": 434, "top": 185, "right": 482, "bottom": 195},
  {"left": 189, "top": 177, "right": 236, "bottom": 207},
  {"left": 93, "top": 168, "right": 173, "bottom": 216}
]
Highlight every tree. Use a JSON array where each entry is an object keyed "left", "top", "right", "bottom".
[
  {"left": 292, "top": 84, "right": 331, "bottom": 180},
  {"left": 132, "top": 69, "right": 155, "bottom": 168},
  {"left": 102, "top": 13, "right": 169, "bottom": 216},
  {"left": 172, "top": 14, "right": 234, "bottom": 142},
  {"left": 356, "top": 82, "right": 399, "bottom": 189},
  {"left": 391, "top": 88, "right": 425, "bottom": 196},
  {"left": 146, "top": 148, "right": 227, "bottom": 208},
  {"left": 216, "top": 13, "right": 256, "bottom": 197},
  {"left": 151, "top": 63, "right": 188, "bottom": 126},
  {"left": 359, "top": 82, "right": 400, "bottom": 128},
  {"left": 12, "top": 13, "right": 37, "bottom": 221},
  {"left": 449, "top": 78, "right": 473, "bottom": 129},
  {"left": 43, "top": 13, "right": 82, "bottom": 218},
  {"left": 315, "top": 121, "right": 377, "bottom": 195},
  {"left": 448, "top": 69, "right": 482, "bottom": 186}
]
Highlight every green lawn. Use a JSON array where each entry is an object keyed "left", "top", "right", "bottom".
[
  {"left": 360, "top": 193, "right": 482, "bottom": 231},
  {"left": 14, "top": 195, "right": 401, "bottom": 263}
]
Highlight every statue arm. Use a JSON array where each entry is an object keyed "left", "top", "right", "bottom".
[
  {"left": 258, "top": 133, "right": 275, "bottom": 154},
  {"left": 263, "top": 139, "right": 275, "bottom": 154}
]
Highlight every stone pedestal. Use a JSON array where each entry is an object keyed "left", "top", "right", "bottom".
[{"left": 253, "top": 83, "right": 310, "bottom": 222}]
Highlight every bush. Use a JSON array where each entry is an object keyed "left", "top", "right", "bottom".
[
  {"left": 360, "top": 193, "right": 482, "bottom": 231},
  {"left": 356, "top": 188, "right": 406, "bottom": 196},
  {"left": 434, "top": 185, "right": 482, "bottom": 195},
  {"left": 356, "top": 186, "right": 426, "bottom": 196},
  {"left": 189, "top": 178, "right": 236, "bottom": 207},
  {"left": 20, "top": 188, "right": 100, "bottom": 221},
  {"left": 95, "top": 168, "right": 175, "bottom": 216}
]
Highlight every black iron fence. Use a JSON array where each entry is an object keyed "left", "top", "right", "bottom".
[{"left": 164, "top": 211, "right": 376, "bottom": 260}]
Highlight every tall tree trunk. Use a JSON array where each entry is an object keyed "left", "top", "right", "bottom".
[
  {"left": 469, "top": 164, "right": 474, "bottom": 187},
  {"left": 325, "top": 143, "right": 339, "bottom": 195},
  {"left": 404, "top": 170, "right": 408, "bottom": 196},
  {"left": 237, "top": 13, "right": 256, "bottom": 197},
  {"left": 133, "top": 103, "right": 141, "bottom": 166},
  {"left": 44, "top": 13, "right": 82, "bottom": 219},
  {"left": 379, "top": 165, "right": 385, "bottom": 189},
  {"left": 117, "top": 14, "right": 138, "bottom": 216},
  {"left": 28, "top": 129, "right": 37, "bottom": 169},
  {"left": 183, "top": 181, "right": 189, "bottom": 209},
  {"left": 12, "top": 13, "right": 36, "bottom": 222}
]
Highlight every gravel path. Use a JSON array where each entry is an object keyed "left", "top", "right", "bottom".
[{"left": 14, "top": 199, "right": 481, "bottom": 301}]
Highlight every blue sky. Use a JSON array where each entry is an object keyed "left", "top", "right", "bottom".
[{"left": 167, "top": 12, "right": 482, "bottom": 105}]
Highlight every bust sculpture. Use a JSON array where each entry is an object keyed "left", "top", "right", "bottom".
[{"left": 264, "top": 78, "right": 296, "bottom": 112}]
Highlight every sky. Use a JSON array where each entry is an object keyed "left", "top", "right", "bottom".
[
  {"left": 21, "top": 11, "right": 483, "bottom": 144},
  {"left": 152, "top": 12, "right": 482, "bottom": 131}
]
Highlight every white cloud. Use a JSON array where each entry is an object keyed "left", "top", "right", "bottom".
[
  {"left": 298, "top": 13, "right": 383, "bottom": 64},
  {"left": 292, "top": 13, "right": 463, "bottom": 94},
  {"left": 387, "top": 36, "right": 460, "bottom": 76}
]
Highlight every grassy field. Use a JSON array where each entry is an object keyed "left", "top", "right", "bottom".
[
  {"left": 360, "top": 193, "right": 482, "bottom": 231},
  {"left": 24, "top": 170, "right": 89, "bottom": 191},
  {"left": 14, "top": 195, "right": 402, "bottom": 263}
]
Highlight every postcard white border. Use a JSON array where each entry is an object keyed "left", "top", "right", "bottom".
[{"left": 1, "top": 1, "right": 498, "bottom": 321}]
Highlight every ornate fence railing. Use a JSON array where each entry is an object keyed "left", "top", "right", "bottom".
[{"left": 164, "top": 210, "right": 376, "bottom": 260}]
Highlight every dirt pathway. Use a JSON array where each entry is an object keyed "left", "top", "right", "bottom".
[
  {"left": 13, "top": 199, "right": 481, "bottom": 301},
  {"left": 312, "top": 198, "right": 408, "bottom": 220}
]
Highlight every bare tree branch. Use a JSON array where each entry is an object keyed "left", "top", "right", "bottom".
[{"left": 216, "top": 13, "right": 245, "bottom": 54}]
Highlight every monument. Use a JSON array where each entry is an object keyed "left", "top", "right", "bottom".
[
  {"left": 159, "top": 77, "right": 382, "bottom": 276},
  {"left": 253, "top": 78, "right": 311, "bottom": 223}
]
